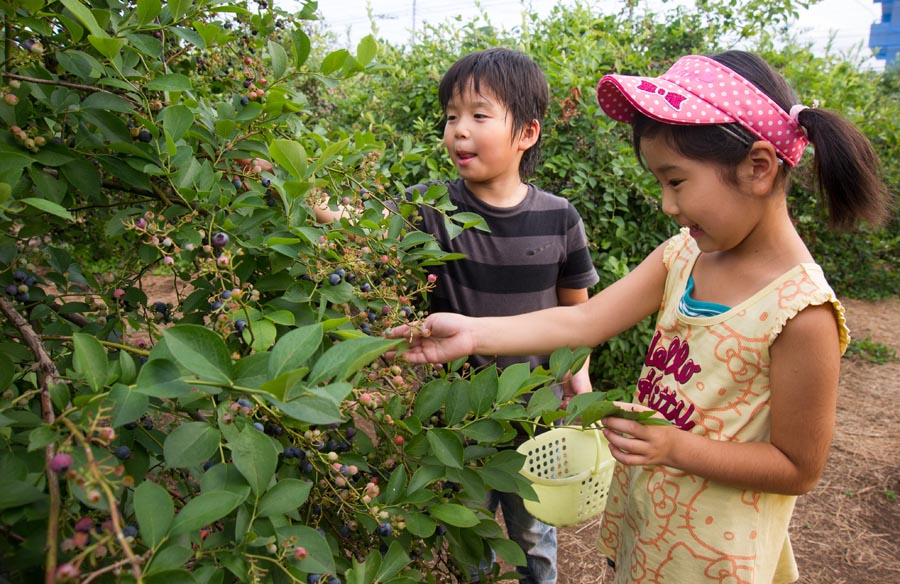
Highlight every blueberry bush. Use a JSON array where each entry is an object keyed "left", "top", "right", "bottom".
[
  {"left": 2, "top": 1, "right": 898, "bottom": 582},
  {"left": 0, "top": 1, "right": 608, "bottom": 582}
]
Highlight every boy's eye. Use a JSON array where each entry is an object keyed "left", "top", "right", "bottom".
[
  {"left": 446, "top": 115, "right": 457, "bottom": 122},
  {"left": 474, "top": 113, "right": 488, "bottom": 119}
]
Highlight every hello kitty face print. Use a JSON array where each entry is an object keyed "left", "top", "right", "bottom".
[{"left": 596, "top": 55, "right": 809, "bottom": 167}]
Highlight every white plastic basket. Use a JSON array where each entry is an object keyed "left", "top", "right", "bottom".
[{"left": 516, "top": 425, "right": 616, "bottom": 527}]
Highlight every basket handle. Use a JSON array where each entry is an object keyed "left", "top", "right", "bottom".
[{"left": 591, "top": 423, "right": 606, "bottom": 472}]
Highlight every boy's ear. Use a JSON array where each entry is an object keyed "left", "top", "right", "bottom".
[
  {"left": 517, "top": 119, "right": 541, "bottom": 152},
  {"left": 746, "top": 141, "right": 781, "bottom": 195}
]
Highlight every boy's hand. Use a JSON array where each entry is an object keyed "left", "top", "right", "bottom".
[
  {"left": 561, "top": 365, "right": 592, "bottom": 408},
  {"left": 385, "top": 313, "right": 477, "bottom": 363}
]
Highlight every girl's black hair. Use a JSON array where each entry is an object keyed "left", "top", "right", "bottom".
[
  {"left": 439, "top": 47, "right": 549, "bottom": 179},
  {"left": 631, "top": 50, "right": 893, "bottom": 230}
]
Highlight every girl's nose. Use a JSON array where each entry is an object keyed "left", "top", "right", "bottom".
[{"left": 660, "top": 190, "right": 679, "bottom": 217}]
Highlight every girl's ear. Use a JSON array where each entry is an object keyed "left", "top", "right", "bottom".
[
  {"left": 517, "top": 119, "right": 541, "bottom": 152},
  {"left": 746, "top": 141, "right": 781, "bottom": 195}
]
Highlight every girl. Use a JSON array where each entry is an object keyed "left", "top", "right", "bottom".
[{"left": 388, "top": 51, "right": 893, "bottom": 583}]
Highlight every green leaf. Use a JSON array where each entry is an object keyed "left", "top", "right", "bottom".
[
  {"left": 163, "top": 325, "right": 232, "bottom": 385},
  {"left": 108, "top": 384, "right": 148, "bottom": 427},
  {"left": 382, "top": 466, "right": 407, "bottom": 505},
  {"left": 258, "top": 479, "right": 312, "bottom": 517},
  {"left": 428, "top": 503, "right": 479, "bottom": 527},
  {"left": 134, "top": 481, "right": 174, "bottom": 548},
  {"left": 20, "top": 198, "right": 73, "bottom": 221},
  {"left": 269, "top": 139, "right": 307, "bottom": 180},
  {"left": 0, "top": 480, "right": 46, "bottom": 510},
  {"left": 82, "top": 92, "right": 134, "bottom": 113},
  {"left": 73, "top": 333, "right": 108, "bottom": 392},
  {"left": 467, "top": 365, "right": 498, "bottom": 416},
  {"left": 229, "top": 426, "right": 277, "bottom": 497},
  {"left": 425, "top": 428, "right": 463, "bottom": 469},
  {"left": 491, "top": 537, "right": 526, "bottom": 568},
  {"left": 268, "top": 40, "right": 288, "bottom": 78},
  {"left": 308, "top": 336, "right": 402, "bottom": 384},
  {"left": 0, "top": 353, "right": 13, "bottom": 390},
  {"left": 88, "top": 35, "right": 125, "bottom": 59},
  {"left": 277, "top": 526, "right": 334, "bottom": 574},
  {"left": 376, "top": 541, "right": 410, "bottom": 581},
  {"left": 163, "top": 422, "right": 221, "bottom": 469},
  {"left": 169, "top": 491, "right": 244, "bottom": 536},
  {"left": 460, "top": 419, "right": 504, "bottom": 443},
  {"left": 403, "top": 512, "right": 437, "bottom": 538},
  {"left": 268, "top": 323, "right": 322, "bottom": 379},
  {"left": 160, "top": 105, "right": 194, "bottom": 141},
  {"left": 59, "top": 0, "right": 108, "bottom": 38},
  {"left": 290, "top": 28, "right": 310, "bottom": 68},
  {"left": 444, "top": 379, "right": 470, "bottom": 426},
  {"left": 412, "top": 378, "right": 449, "bottom": 419},
  {"left": 135, "top": 0, "right": 162, "bottom": 25},
  {"left": 407, "top": 464, "right": 443, "bottom": 494},
  {"left": 134, "top": 359, "right": 191, "bottom": 398},
  {"left": 356, "top": 34, "right": 377, "bottom": 66},
  {"left": 525, "top": 385, "right": 561, "bottom": 418},
  {"left": 167, "top": 0, "right": 191, "bottom": 21},
  {"left": 146, "top": 74, "right": 193, "bottom": 92},
  {"left": 497, "top": 362, "right": 532, "bottom": 403}
]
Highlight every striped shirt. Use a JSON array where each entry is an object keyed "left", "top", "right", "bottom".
[{"left": 413, "top": 178, "right": 599, "bottom": 370}]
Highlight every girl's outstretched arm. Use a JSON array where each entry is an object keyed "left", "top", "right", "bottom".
[
  {"left": 389, "top": 242, "right": 670, "bottom": 363},
  {"left": 602, "top": 302, "right": 841, "bottom": 495}
]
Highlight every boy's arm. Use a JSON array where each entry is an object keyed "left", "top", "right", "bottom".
[{"left": 557, "top": 287, "right": 592, "bottom": 406}]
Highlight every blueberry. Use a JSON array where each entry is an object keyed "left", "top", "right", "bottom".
[
  {"left": 153, "top": 301, "right": 167, "bottom": 313},
  {"left": 12, "top": 270, "right": 26, "bottom": 282},
  {"left": 328, "top": 273, "right": 341, "bottom": 286},
  {"left": 124, "top": 421, "right": 138, "bottom": 430},
  {"left": 334, "top": 268, "right": 346, "bottom": 278},
  {"left": 367, "top": 310, "right": 377, "bottom": 323},
  {"left": 141, "top": 418, "right": 154, "bottom": 430},
  {"left": 307, "top": 575, "right": 320, "bottom": 584},
  {"left": 436, "top": 524, "right": 447, "bottom": 535},
  {"left": 14, "top": 291, "right": 29, "bottom": 302},
  {"left": 5, "top": 284, "right": 17, "bottom": 296},
  {"left": 203, "top": 459, "right": 218, "bottom": 470},
  {"left": 234, "top": 319, "right": 247, "bottom": 332},
  {"left": 326, "top": 577, "right": 339, "bottom": 584},
  {"left": 301, "top": 461, "right": 313, "bottom": 473},
  {"left": 283, "top": 447, "right": 296, "bottom": 459},
  {"left": 261, "top": 177, "right": 271, "bottom": 187},
  {"left": 253, "top": 422, "right": 264, "bottom": 432},
  {"left": 240, "top": 96, "right": 249, "bottom": 106},
  {"left": 113, "top": 445, "right": 131, "bottom": 460},
  {"left": 376, "top": 522, "right": 392, "bottom": 537},
  {"left": 344, "top": 427, "right": 356, "bottom": 438},
  {"left": 209, "top": 300, "right": 223, "bottom": 311},
  {"left": 211, "top": 232, "right": 229, "bottom": 248},
  {"left": 361, "top": 323, "right": 371, "bottom": 335},
  {"left": 359, "top": 283, "right": 371, "bottom": 293},
  {"left": 242, "top": 79, "right": 252, "bottom": 88},
  {"left": 122, "top": 524, "right": 138, "bottom": 538},
  {"left": 23, "top": 275, "right": 36, "bottom": 286},
  {"left": 237, "top": 398, "right": 252, "bottom": 408},
  {"left": 221, "top": 290, "right": 232, "bottom": 300},
  {"left": 345, "top": 272, "right": 356, "bottom": 284},
  {"left": 232, "top": 177, "right": 243, "bottom": 189},
  {"left": 137, "top": 129, "right": 153, "bottom": 143}
]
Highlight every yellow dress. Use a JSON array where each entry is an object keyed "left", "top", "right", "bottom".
[{"left": 599, "top": 229, "right": 849, "bottom": 584}]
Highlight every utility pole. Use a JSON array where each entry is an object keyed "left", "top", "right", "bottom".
[{"left": 411, "top": 0, "right": 417, "bottom": 44}]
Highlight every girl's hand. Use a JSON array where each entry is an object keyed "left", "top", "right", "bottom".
[
  {"left": 385, "top": 313, "right": 477, "bottom": 363},
  {"left": 601, "top": 402, "right": 678, "bottom": 467}
]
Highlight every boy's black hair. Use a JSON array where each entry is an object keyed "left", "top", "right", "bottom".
[{"left": 438, "top": 47, "right": 549, "bottom": 179}]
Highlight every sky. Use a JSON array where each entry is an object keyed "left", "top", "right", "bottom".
[{"left": 314, "top": 0, "right": 885, "bottom": 70}]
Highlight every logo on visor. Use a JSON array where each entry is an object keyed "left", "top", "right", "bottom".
[{"left": 637, "top": 80, "right": 687, "bottom": 111}]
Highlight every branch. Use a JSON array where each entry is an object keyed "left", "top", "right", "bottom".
[
  {"left": 2, "top": 72, "right": 140, "bottom": 107},
  {"left": 0, "top": 296, "right": 63, "bottom": 584}
]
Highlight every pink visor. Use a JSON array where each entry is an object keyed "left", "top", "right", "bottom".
[{"left": 596, "top": 55, "right": 808, "bottom": 167}]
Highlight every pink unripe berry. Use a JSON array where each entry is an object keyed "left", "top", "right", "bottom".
[
  {"left": 359, "top": 393, "right": 373, "bottom": 407},
  {"left": 427, "top": 273, "right": 437, "bottom": 283},
  {"left": 113, "top": 288, "right": 125, "bottom": 300},
  {"left": 74, "top": 517, "right": 93, "bottom": 532},
  {"left": 49, "top": 453, "right": 73, "bottom": 473},
  {"left": 163, "top": 256, "right": 174, "bottom": 266},
  {"left": 55, "top": 563, "right": 79, "bottom": 581},
  {"left": 4, "top": 93, "right": 19, "bottom": 106},
  {"left": 134, "top": 217, "right": 147, "bottom": 229},
  {"left": 293, "top": 546, "right": 308, "bottom": 561}
]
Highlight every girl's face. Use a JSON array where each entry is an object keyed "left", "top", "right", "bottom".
[
  {"left": 443, "top": 83, "right": 524, "bottom": 187},
  {"left": 640, "top": 135, "right": 761, "bottom": 253}
]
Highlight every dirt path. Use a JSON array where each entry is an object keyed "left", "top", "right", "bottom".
[{"left": 555, "top": 297, "right": 900, "bottom": 584}]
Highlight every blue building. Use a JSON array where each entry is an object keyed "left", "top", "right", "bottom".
[{"left": 870, "top": 0, "right": 900, "bottom": 67}]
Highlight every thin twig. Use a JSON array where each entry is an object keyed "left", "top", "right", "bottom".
[{"left": 0, "top": 296, "right": 63, "bottom": 584}]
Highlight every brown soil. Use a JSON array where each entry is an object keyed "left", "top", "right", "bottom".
[
  {"left": 134, "top": 277, "right": 900, "bottom": 583},
  {"left": 554, "top": 297, "right": 900, "bottom": 584}
]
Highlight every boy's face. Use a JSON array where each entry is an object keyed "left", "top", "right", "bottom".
[{"left": 443, "top": 83, "right": 529, "bottom": 187}]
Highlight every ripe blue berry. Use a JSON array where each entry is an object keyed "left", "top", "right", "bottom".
[
  {"left": 12, "top": 270, "right": 26, "bottom": 282},
  {"left": 328, "top": 273, "right": 342, "bottom": 286},
  {"left": 261, "top": 177, "right": 271, "bottom": 187},
  {"left": 211, "top": 232, "right": 229, "bottom": 248},
  {"left": 4, "top": 284, "right": 17, "bottom": 296},
  {"left": 237, "top": 398, "right": 252, "bottom": 408},
  {"left": 359, "top": 282, "right": 371, "bottom": 293},
  {"left": 221, "top": 290, "right": 232, "bottom": 300},
  {"left": 307, "top": 575, "right": 320, "bottom": 584},
  {"left": 137, "top": 129, "right": 152, "bottom": 143},
  {"left": 376, "top": 522, "right": 392, "bottom": 537},
  {"left": 122, "top": 524, "right": 138, "bottom": 538},
  {"left": 113, "top": 445, "right": 131, "bottom": 460},
  {"left": 234, "top": 319, "right": 247, "bottom": 332},
  {"left": 240, "top": 96, "right": 250, "bottom": 106},
  {"left": 232, "top": 177, "right": 243, "bottom": 189},
  {"left": 253, "top": 422, "right": 264, "bottom": 432}
]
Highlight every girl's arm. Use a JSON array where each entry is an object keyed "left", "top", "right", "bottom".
[
  {"left": 602, "top": 302, "right": 841, "bottom": 495},
  {"left": 391, "top": 242, "right": 670, "bottom": 362}
]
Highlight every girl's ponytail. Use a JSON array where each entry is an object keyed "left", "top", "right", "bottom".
[{"left": 796, "top": 108, "right": 893, "bottom": 231}]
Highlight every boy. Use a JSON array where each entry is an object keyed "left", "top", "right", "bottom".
[{"left": 318, "top": 48, "right": 599, "bottom": 583}]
